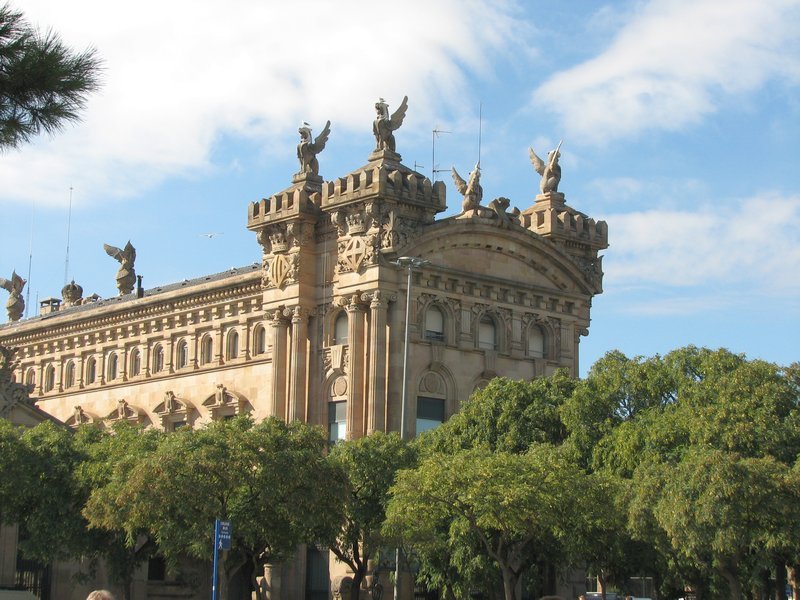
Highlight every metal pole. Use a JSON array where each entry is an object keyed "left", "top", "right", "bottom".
[
  {"left": 212, "top": 519, "right": 220, "bottom": 600},
  {"left": 392, "top": 257, "right": 429, "bottom": 600}
]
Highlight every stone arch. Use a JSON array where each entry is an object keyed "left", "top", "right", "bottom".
[{"left": 202, "top": 385, "right": 251, "bottom": 420}]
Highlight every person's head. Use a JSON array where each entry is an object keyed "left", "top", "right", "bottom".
[{"left": 87, "top": 590, "right": 116, "bottom": 600}]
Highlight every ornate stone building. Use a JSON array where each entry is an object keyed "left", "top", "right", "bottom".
[{"left": 0, "top": 100, "right": 608, "bottom": 600}]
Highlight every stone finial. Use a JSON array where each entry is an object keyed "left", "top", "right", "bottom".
[
  {"left": 372, "top": 95, "right": 408, "bottom": 153},
  {"left": 0, "top": 270, "right": 26, "bottom": 322},
  {"left": 452, "top": 163, "right": 483, "bottom": 213},
  {"left": 61, "top": 280, "right": 84, "bottom": 307},
  {"left": 529, "top": 141, "right": 562, "bottom": 194},
  {"left": 296, "top": 120, "right": 331, "bottom": 178},
  {"left": 103, "top": 241, "right": 136, "bottom": 295}
]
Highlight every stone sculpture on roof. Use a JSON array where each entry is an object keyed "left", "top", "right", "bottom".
[
  {"left": 451, "top": 163, "right": 483, "bottom": 213},
  {"left": 373, "top": 96, "right": 408, "bottom": 153},
  {"left": 529, "top": 140, "right": 563, "bottom": 194},
  {"left": 0, "top": 271, "right": 26, "bottom": 322},
  {"left": 103, "top": 241, "right": 137, "bottom": 296},
  {"left": 296, "top": 120, "right": 331, "bottom": 177}
]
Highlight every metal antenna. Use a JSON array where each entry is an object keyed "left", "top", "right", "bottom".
[
  {"left": 25, "top": 201, "right": 35, "bottom": 318},
  {"left": 64, "top": 186, "right": 73, "bottom": 286},
  {"left": 431, "top": 128, "right": 451, "bottom": 182},
  {"left": 477, "top": 102, "right": 483, "bottom": 165}
]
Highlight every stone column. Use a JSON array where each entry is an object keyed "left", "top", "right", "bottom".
[
  {"left": 345, "top": 295, "right": 366, "bottom": 439},
  {"left": 269, "top": 309, "right": 289, "bottom": 421},
  {"left": 286, "top": 306, "right": 309, "bottom": 423},
  {"left": 363, "top": 291, "right": 390, "bottom": 434}
]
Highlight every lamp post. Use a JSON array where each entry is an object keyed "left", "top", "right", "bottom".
[{"left": 392, "top": 256, "right": 429, "bottom": 600}]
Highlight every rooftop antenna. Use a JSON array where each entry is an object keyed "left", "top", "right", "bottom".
[
  {"left": 477, "top": 101, "right": 483, "bottom": 165},
  {"left": 63, "top": 186, "right": 73, "bottom": 286},
  {"left": 431, "top": 127, "right": 451, "bottom": 182},
  {"left": 24, "top": 201, "right": 35, "bottom": 318}
]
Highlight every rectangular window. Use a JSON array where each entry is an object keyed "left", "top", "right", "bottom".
[
  {"left": 416, "top": 397, "right": 445, "bottom": 435},
  {"left": 328, "top": 401, "right": 347, "bottom": 444}
]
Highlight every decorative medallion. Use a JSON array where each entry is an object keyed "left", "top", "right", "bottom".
[{"left": 269, "top": 254, "right": 292, "bottom": 289}]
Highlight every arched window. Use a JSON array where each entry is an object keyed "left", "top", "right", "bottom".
[
  {"left": 328, "top": 401, "right": 347, "bottom": 444},
  {"left": 528, "top": 325, "right": 545, "bottom": 358},
  {"left": 64, "top": 360, "right": 76, "bottom": 388},
  {"left": 86, "top": 357, "right": 97, "bottom": 384},
  {"left": 107, "top": 353, "right": 118, "bottom": 381},
  {"left": 129, "top": 348, "right": 141, "bottom": 376},
  {"left": 25, "top": 368, "right": 35, "bottom": 387},
  {"left": 200, "top": 336, "right": 213, "bottom": 365},
  {"left": 333, "top": 312, "right": 348, "bottom": 345},
  {"left": 176, "top": 340, "right": 189, "bottom": 369},
  {"left": 424, "top": 305, "right": 445, "bottom": 342},
  {"left": 43, "top": 364, "right": 55, "bottom": 392},
  {"left": 226, "top": 330, "right": 239, "bottom": 360},
  {"left": 254, "top": 326, "right": 266, "bottom": 355},
  {"left": 478, "top": 316, "right": 496, "bottom": 350},
  {"left": 153, "top": 345, "right": 164, "bottom": 373}
]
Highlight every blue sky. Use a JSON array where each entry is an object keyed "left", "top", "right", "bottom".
[{"left": 1, "top": 0, "right": 798, "bottom": 376}]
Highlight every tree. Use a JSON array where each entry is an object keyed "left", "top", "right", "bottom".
[
  {"left": 80, "top": 422, "right": 165, "bottom": 600},
  {"left": 386, "top": 445, "right": 585, "bottom": 600},
  {"left": 0, "top": 3, "right": 101, "bottom": 150},
  {"left": 116, "top": 416, "right": 344, "bottom": 600},
  {"left": 325, "top": 432, "right": 416, "bottom": 600},
  {"left": 581, "top": 348, "right": 800, "bottom": 598},
  {"left": 422, "top": 374, "right": 574, "bottom": 455}
]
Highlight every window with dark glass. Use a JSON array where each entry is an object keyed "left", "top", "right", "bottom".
[
  {"left": 328, "top": 401, "right": 347, "bottom": 444},
  {"left": 153, "top": 345, "right": 164, "bottom": 373},
  {"left": 226, "top": 330, "right": 239, "bottom": 360},
  {"left": 64, "top": 361, "right": 75, "bottom": 388},
  {"left": 43, "top": 364, "right": 55, "bottom": 392},
  {"left": 254, "top": 326, "right": 266, "bottom": 354},
  {"left": 107, "top": 353, "right": 118, "bottom": 381},
  {"left": 201, "top": 336, "right": 213, "bottom": 365},
  {"left": 333, "top": 312, "right": 348, "bottom": 345},
  {"left": 130, "top": 348, "right": 141, "bottom": 376},
  {"left": 86, "top": 357, "right": 97, "bottom": 384},
  {"left": 416, "top": 396, "right": 445, "bottom": 434},
  {"left": 176, "top": 340, "right": 188, "bottom": 369}
]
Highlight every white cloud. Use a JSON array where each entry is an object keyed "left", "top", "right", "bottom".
[
  {"left": 533, "top": 0, "right": 800, "bottom": 144},
  {"left": 604, "top": 192, "right": 800, "bottom": 294},
  {"left": 1, "top": 0, "right": 527, "bottom": 207}
]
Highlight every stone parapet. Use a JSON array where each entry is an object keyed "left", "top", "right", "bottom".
[
  {"left": 520, "top": 192, "right": 608, "bottom": 251},
  {"left": 247, "top": 185, "right": 322, "bottom": 230}
]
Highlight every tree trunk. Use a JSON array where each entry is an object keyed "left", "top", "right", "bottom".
[
  {"left": 598, "top": 572, "right": 607, "bottom": 600},
  {"left": 349, "top": 565, "right": 365, "bottom": 600},
  {"left": 720, "top": 566, "right": 742, "bottom": 600},
  {"left": 500, "top": 565, "right": 519, "bottom": 600}
]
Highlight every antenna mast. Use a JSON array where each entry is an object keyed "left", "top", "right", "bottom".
[
  {"left": 431, "top": 128, "right": 451, "bottom": 182},
  {"left": 25, "top": 202, "right": 35, "bottom": 318},
  {"left": 477, "top": 102, "right": 483, "bottom": 165},
  {"left": 64, "top": 186, "right": 73, "bottom": 286}
]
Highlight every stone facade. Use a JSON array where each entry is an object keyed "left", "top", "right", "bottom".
[{"left": 0, "top": 118, "right": 607, "bottom": 599}]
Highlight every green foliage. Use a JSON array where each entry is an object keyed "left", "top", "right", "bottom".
[
  {"left": 386, "top": 445, "right": 586, "bottom": 600},
  {"left": 326, "top": 431, "right": 416, "bottom": 600},
  {"left": 421, "top": 374, "right": 574, "bottom": 455},
  {"left": 116, "top": 416, "right": 343, "bottom": 574},
  {"left": 0, "top": 3, "right": 102, "bottom": 149}
]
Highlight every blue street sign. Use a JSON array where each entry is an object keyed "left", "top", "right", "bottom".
[{"left": 218, "top": 520, "right": 232, "bottom": 550}]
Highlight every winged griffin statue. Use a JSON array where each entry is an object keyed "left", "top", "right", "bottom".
[
  {"left": 373, "top": 96, "right": 408, "bottom": 153},
  {"left": 451, "top": 163, "right": 483, "bottom": 212},
  {"left": 104, "top": 241, "right": 137, "bottom": 295},
  {"left": 296, "top": 120, "right": 331, "bottom": 177},
  {"left": 529, "top": 140, "right": 563, "bottom": 194},
  {"left": 0, "top": 271, "right": 25, "bottom": 322}
]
